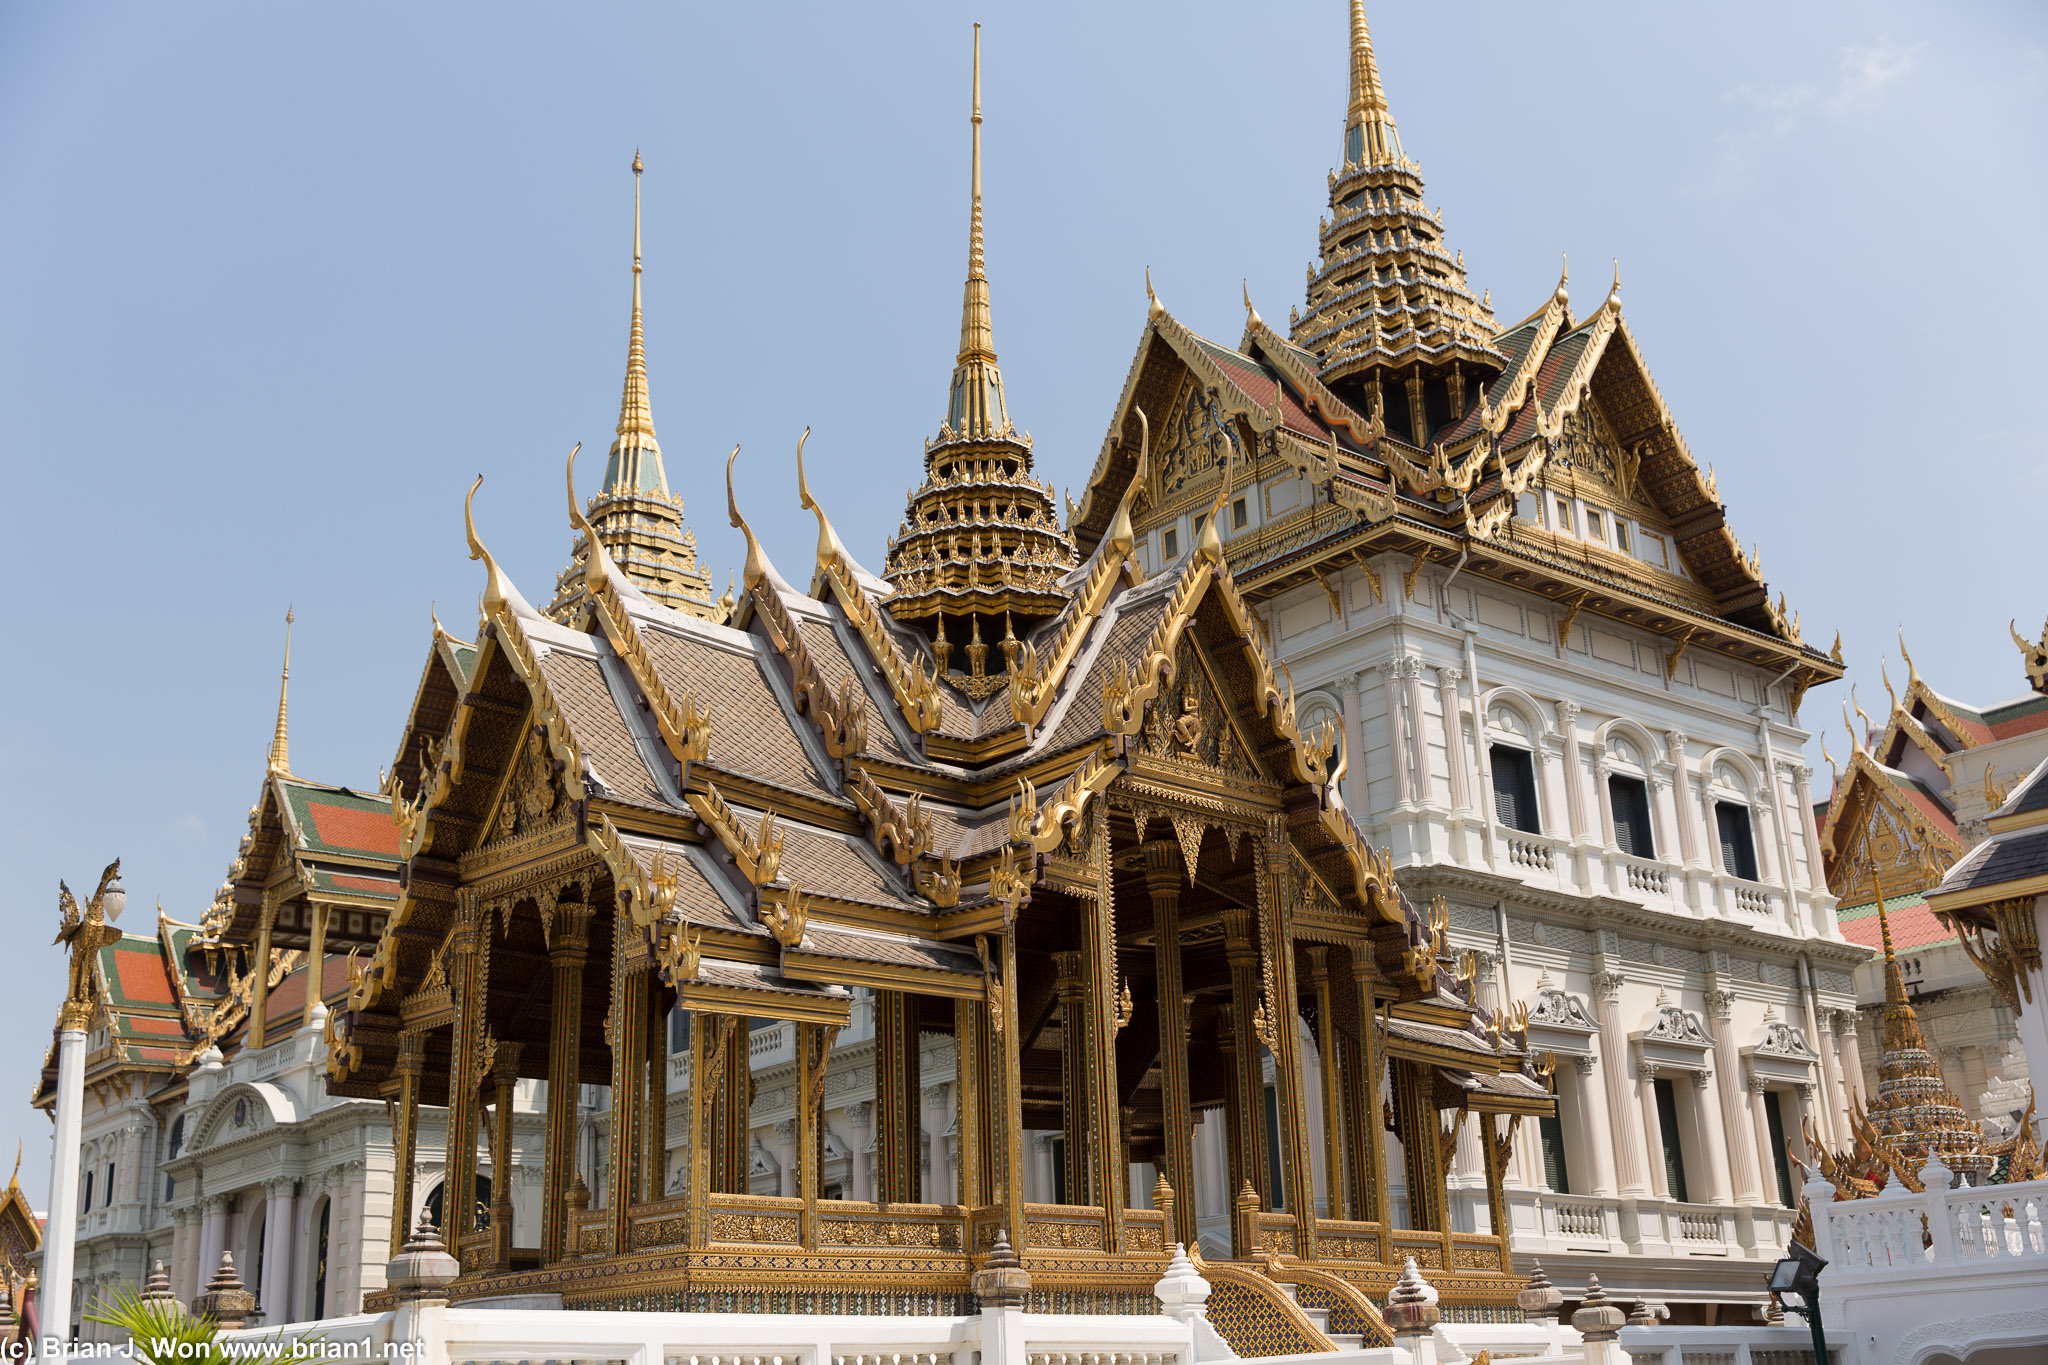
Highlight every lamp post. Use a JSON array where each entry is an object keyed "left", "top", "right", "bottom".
[{"left": 1768, "top": 1241, "right": 1829, "bottom": 1365}]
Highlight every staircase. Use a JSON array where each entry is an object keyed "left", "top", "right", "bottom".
[{"left": 1275, "top": 1281, "right": 1369, "bottom": 1351}]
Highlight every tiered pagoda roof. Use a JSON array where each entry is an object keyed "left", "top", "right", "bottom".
[
  {"left": 882, "top": 26, "right": 1075, "bottom": 697},
  {"left": 547, "top": 154, "right": 727, "bottom": 625}
]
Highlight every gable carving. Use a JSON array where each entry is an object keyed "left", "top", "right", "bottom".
[
  {"left": 487, "top": 728, "right": 569, "bottom": 847},
  {"left": 1137, "top": 637, "right": 1258, "bottom": 781},
  {"left": 1828, "top": 770, "right": 1957, "bottom": 903}
]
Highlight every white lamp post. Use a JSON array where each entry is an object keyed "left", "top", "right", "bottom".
[{"left": 45, "top": 863, "right": 125, "bottom": 1346}]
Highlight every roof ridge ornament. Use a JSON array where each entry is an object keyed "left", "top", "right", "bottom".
[
  {"left": 725, "top": 446, "right": 773, "bottom": 595},
  {"left": 268, "top": 606, "right": 294, "bottom": 778}
]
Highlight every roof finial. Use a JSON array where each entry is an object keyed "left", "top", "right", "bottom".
[
  {"left": 1606, "top": 258, "right": 1621, "bottom": 311},
  {"left": 267, "top": 606, "right": 294, "bottom": 777},
  {"left": 1243, "top": 278, "right": 1262, "bottom": 329},
  {"left": 1553, "top": 253, "right": 1570, "bottom": 307},
  {"left": 725, "top": 446, "right": 772, "bottom": 594},
  {"left": 1343, "top": 2, "right": 1402, "bottom": 166},
  {"left": 609, "top": 150, "right": 665, "bottom": 494},
  {"left": 941, "top": 23, "right": 1011, "bottom": 441},
  {"left": 1146, "top": 266, "right": 1164, "bottom": 321}
]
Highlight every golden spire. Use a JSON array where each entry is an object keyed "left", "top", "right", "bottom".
[
  {"left": 267, "top": 607, "right": 294, "bottom": 778},
  {"left": 1344, "top": 1, "right": 1403, "bottom": 167},
  {"left": 607, "top": 150, "right": 666, "bottom": 495},
  {"left": 943, "top": 23, "right": 1011, "bottom": 441}
]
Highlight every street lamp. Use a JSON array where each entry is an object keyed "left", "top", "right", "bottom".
[{"left": 1768, "top": 1242, "right": 1830, "bottom": 1364}]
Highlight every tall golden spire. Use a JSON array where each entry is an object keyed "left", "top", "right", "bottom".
[
  {"left": 267, "top": 607, "right": 293, "bottom": 778},
  {"left": 1343, "top": 1, "right": 1403, "bottom": 168},
  {"left": 605, "top": 150, "right": 666, "bottom": 495},
  {"left": 944, "top": 23, "right": 1011, "bottom": 441}
]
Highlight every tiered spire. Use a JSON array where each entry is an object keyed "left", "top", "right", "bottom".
[
  {"left": 267, "top": 607, "right": 293, "bottom": 778},
  {"left": 1858, "top": 876, "right": 1995, "bottom": 1181},
  {"left": 1292, "top": 2, "right": 1502, "bottom": 437},
  {"left": 883, "top": 25, "right": 1074, "bottom": 697},
  {"left": 546, "top": 153, "right": 723, "bottom": 624}
]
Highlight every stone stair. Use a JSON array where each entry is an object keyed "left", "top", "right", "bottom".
[{"left": 1274, "top": 1280, "right": 1368, "bottom": 1351}]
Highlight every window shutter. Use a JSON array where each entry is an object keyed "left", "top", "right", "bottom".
[
  {"left": 1653, "top": 1077, "right": 1690, "bottom": 1203},
  {"left": 1538, "top": 1112, "right": 1570, "bottom": 1194},
  {"left": 1491, "top": 746, "right": 1541, "bottom": 834},
  {"left": 1716, "top": 803, "right": 1759, "bottom": 880},
  {"left": 1610, "top": 776, "right": 1654, "bottom": 858}
]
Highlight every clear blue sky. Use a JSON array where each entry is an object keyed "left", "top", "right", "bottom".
[{"left": 2, "top": 2, "right": 2043, "bottom": 1204}]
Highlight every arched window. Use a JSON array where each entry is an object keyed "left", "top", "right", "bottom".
[
  {"left": 1707, "top": 760, "right": 1761, "bottom": 881},
  {"left": 1604, "top": 732, "right": 1655, "bottom": 859},
  {"left": 81, "top": 1170, "right": 93, "bottom": 1213},
  {"left": 1486, "top": 702, "right": 1543, "bottom": 834},
  {"left": 310, "top": 1197, "right": 331, "bottom": 1321},
  {"left": 424, "top": 1173, "right": 493, "bottom": 1234}
]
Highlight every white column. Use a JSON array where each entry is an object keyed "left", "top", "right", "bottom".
[
  {"left": 1666, "top": 732, "right": 1702, "bottom": 868},
  {"left": 42, "top": 1022, "right": 88, "bottom": 1341},
  {"left": 1574, "top": 1057, "right": 1617, "bottom": 1197},
  {"left": 1747, "top": 1076, "right": 1780, "bottom": 1205},
  {"left": 1338, "top": 672, "right": 1367, "bottom": 816},
  {"left": 1436, "top": 667, "right": 1469, "bottom": 811},
  {"left": 1831, "top": 1010, "right": 1866, "bottom": 1113},
  {"left": 258, "top": 1179, "right": 294, "bottom": 1322},
  {"left": 1815, "top": 1013, "right": 1852, "bottom": 1142},
  {"left": 1556, "top": 702, "right": 1588, "bottom": 842},
  {"left": 775, "top": 1121, "right": 797, "bottom": 1199},
  {"left": 847, "top": 1102, "right": 873, "bottom": 1202},
  {"left": 1636, "top": 1061, "right": 1669, "bottom": 1198},
  {"left": 1593, "top": 757, "right": 1618, "bottom": 851},
  {"left": 1594, "top": 972, "right": 1651, "bottom": 1195},
  {"left": 1383, "top": 660, "right": 1413, "bottom": 805},
  {"left": 1709, "top": 994, "right": 1764, "bottom": 1204},
  {"left": 195, "top": 1197, "right": 229, "bottom": 1299},
  {"left": 1691, "top": 1070, "right": 1733, "bottom": 1204},
  {"left": 1402, "top": 659, "right": 1430, "bottom": 805}
]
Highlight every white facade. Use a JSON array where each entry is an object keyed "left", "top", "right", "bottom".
[{"left": 1240, "top": 540, "right": 1864, "bottom": 1313}]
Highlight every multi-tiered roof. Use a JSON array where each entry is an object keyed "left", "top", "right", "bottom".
[
  {"left": 547, "top": 154, "right": 726, "bottom": 624},
  {"left": 881, "top": 26, "right": 1075, "bottom": 698}
]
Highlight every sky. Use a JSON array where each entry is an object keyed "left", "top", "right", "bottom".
[{"left": 2, "top": 2, "right": 2043, "bottom": 1205}]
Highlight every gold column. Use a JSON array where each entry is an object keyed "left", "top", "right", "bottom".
[
  {"left": 606, "top": 917, "right": 649, "bottom": 1253},
  {"left": 443, "top": 889, "right": 488, "bottom": 1237},
  {"left": 1346, "top": 955, "right": 1389, "bottom": 1228},
  {"left": 999, "top": 929, "right": 1026, "bottom": 1249},
  {"left": 249, "top": 897, "right": 278, "bottom": 1050},
  {"left": 387, "top": 1031, "right": 424, "bottom": 1257},
  {"left": 644, "top": 998, "right": 668, "bottom": 1203},
  {"left": 542, "top": 900, "right": 591, "bottom": 1264},
  {"left": 1085, "top": 807, "right": 1126, "bottom": 1248},
  {"left": 1220, "top": 906, "right": 1268, "bottom": 1211},
  {"left": 876, "top": 991, "right": 921, "bottom": 1203},
  {"left": 953, "top": 996, "right": 986, "bottom": 1209},
  {"left": 1482, "top": 1113, "right": 1512, "bottom": 1249},
  {"left": 1143, "top": 842, "right": 1195, "bottom": 1249},
  {"left": 301, "top": 902, "right": 327, "bottom": 1030},
  {"left": 1258, "top": 831, "right": 1316, "bottom": 1258},
  {"left": 489, "top": 1041, "right": 522, "bottom": 1268},
  {"left": 1052, "top": 949, "right": 1089, "bottom": 1205},
  {"left": 1395, "top": 1059, "right": 1449, "bottom": 1232},
  {"left": 687, "top": 1015, "right": 732, "bottom": 1247},
  {"left": 719, "top": 1034, "right": 750, "bottom": 1193},
  {"left": 1309, "top": 947, "right": 1344, "bottom": 1222},
  {"left": 797, "top": 1022, "right": 822, "bottom": 1249}
]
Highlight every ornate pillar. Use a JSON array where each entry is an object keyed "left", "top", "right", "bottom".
[
  {"left": 489, "top": 1041, "right": 523, "bottom": 1266},
  {"left": 1666, "top": 732, "right": 1702, "bottom": 867},
  {"left": 1346, "top": 954, "right": 1389, "bottom": 1227},
  {"left": 798, "top": 1023, "right": 831, "bottom": 1248},
  {"left": 1308, "top": 947, "right": 1344, "bottom": 1221},
  {"left": 954, "top": 996, "right": 986, "bottom": 1210},
  {"left": 1636, "top": 1061, "right": 1669, "bottom": 1198},
  {"left": 1436, "top": 667, "right": 1470, "bottom": 811},
  {"left": 1052, "top": 949, "right": 1090, "bottom": 1205},
  {"left": 1793, "top": 766, "right": 1826, "bottom": 885},
  {"left": 1339, "top": 673, "right": 1367, "bottom": 814},
  {"left": 1707, "top": 991, "right": 1763, "bottom": 1203},
  {"left": 1259, "top": 826, "right": 1316, "bottom": 1255},
  {"left": 606, "top": 912, "right": 649, "bottom": 1251},
  {"left": 196, "top": 1197, "right": 230, "bottom": 1298},
  {"left": 686, "top": 1015, "right": 733, "bottom": 1247},
  {"left": 720, "top": 1028, "right": 750, "bottom": 1193},
  {"left": 876, "top": 991, "right": 920, "bottom": 1203},
  {"left": 1217, "top": 1003, "right": 1249, "bottom": 1244},
  {"left": 258, "top": 1179, "right": 294, "bottom": 1321},
  {"left": 1557, "top": 702, "right": 1588, "bottom": 842},
  {"left": 388, "top": 1031, "right": 424, "bottom": 1257},
  {"left": 1832, "top": 1010, "right": 1866, "bottom": 1115},
  {"left": 1220, "top": 906, "right": 1269, "bottom": 1212},
  {"left": 443, "top": 889, "right": 488, "bottom": 1238},
  {"left": 1383, "top": 659, "right": 1413, "bottom": 805},
  {"left": 1143, "top": 842, "right": 1196, "bottom": 1247},
  {"left": 1692, "top": 1069, "right": 1734, "bottom": 1204},
  {"left": 999, "top": 929, "right": 1026, "bottom": 1249},
  {"left": 1815, "top": 1012, "right": 1851, "bottom": 1142},
  {"left": 1593, "top": 756, "right": 1618, "bottom": 851},
  {"left": 1394, "top": 1059, "right": 1448, "bottom": 1231},
  {"left": 301, "top": 902, "right": 328, "bottom": 1030},
  {"left": 541, "top": 899, "right": 590, "bottom": 1263},
  {"left": 644, "top": 997, "right": 668, "bottom": 1204},
  {"left": 1452, "top": 952, "right": 1496, "bottom": 1188},
  {"left": 1574, "top": 1057, "right": 1618, "bottom": 1197},
  {"left": 1594, "top": 968, "right": 1652, "bottom": 1195},
  {"left": 250, "top": 897, "right": 279, "bottom": 1050},
  {"left": 1085, "top": 806, "right": 1126, "bottom": 1248},
  {"left": 1401, "top": 659, "right": 1430, "bottom": 806}
]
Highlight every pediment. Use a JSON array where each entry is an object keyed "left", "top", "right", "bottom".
[
  {"left": 190, "top": 1080, "right": 297, "bottom": 1152},
  {"left": 1821, "top": 753, "right": 1959, "bottom": 902}
]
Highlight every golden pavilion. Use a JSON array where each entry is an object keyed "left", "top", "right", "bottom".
[{"left": 316, "top": 12, "right": 1553, "bottom": 1333}]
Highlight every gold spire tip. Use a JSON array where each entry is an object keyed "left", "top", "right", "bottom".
[{"left": 268, "top": 605, "right": 294, "bottom": 778}]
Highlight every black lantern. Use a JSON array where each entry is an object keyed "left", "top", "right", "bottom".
[{"left": 1768, "top": 1242, "right": 1829, "bottom": 1363}]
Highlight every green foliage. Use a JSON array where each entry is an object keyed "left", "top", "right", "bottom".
[{"left": 85, "top": 1288, "right": 221, "bottom": 1364}]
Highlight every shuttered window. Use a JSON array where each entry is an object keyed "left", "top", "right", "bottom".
[
  {"left": 1653, "top": 1077, "right": 1690, "bottom": 1203},
  {"left": 1491, "top": 746, "right": 1541, "bottom": 834},
  {"left": 1716, "top": 802, "right": 1760, "bottom": 881},
  {"left": 1610, "top": 775, "right": 1654, "bottom": 858},
  {"left": 1538, "top": 1111, "right": 1571, "bottom": 1194}
]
